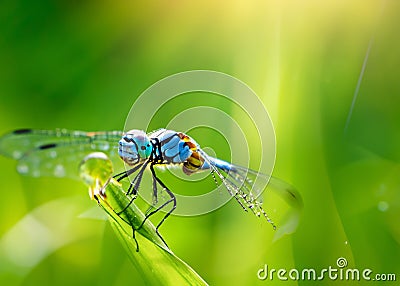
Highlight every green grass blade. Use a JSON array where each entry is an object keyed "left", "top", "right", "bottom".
[{"left": 79, "top": 152, "right": 208, "bottom": 286}]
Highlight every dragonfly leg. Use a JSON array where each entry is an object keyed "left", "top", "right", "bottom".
[
  {"left": 132, "top": 227, "right": 139, "bottom": 252},
  {"left": 152, "top": 173, "right": 158, "bottom": 205},
  {"left": 138, "top": 197, "right": 174, "bottom": 248},
  {"left": 113, "top": 170, "right": 131, "bottom": 182},
  {"left": 113, "top": 164, "right": 143, "bottom": 182},
  {"left": 137, "top": 164, "right": 176, "bottom": 246},
  {"left": 116, "top": 163, "right": 148, "bottom": 215},
  {"left": 95, "top": 193, "right": 141, "bottom": 250}
]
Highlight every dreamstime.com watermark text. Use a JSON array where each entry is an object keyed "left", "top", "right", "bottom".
[{"left": 257, "top": 258, "right": 396, "bottom": 282}]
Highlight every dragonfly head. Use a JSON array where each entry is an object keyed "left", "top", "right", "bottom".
[{"left": 118, "top": 130, "right": 152, "bottom": 165}]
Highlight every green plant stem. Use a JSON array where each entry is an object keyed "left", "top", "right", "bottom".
[{"left": 79, "top": 152, "right": 208, "bottom": 286}]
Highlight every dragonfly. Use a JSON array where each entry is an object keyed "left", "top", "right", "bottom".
[{"left": 0, "top": 128, "right": 296, "bottom": 246}]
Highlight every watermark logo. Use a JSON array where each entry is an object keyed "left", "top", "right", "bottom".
[
  {"left": 124, "top": 70, "right": 276, "bottom": 217},
  {"left": 336, "top": 257, "right": 347, "bottom": 268},
  {"left": 257, "top": 257, "right": 396, "bottom": 282}
]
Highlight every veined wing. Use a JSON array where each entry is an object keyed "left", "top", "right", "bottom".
[
  {"left": 0, "top": 129, "right": 124, "bottom": 179},
  {"left": 224, "top": 163, "right": 302, "bottom": 208},
  {"left": 198, "top": 149, "right": 303, "bottom": 232},
  {"left": 221, "top": 163, "right": 303, "bottom": 239}
]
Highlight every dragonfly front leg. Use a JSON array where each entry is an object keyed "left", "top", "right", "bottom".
[
  {"left": 113, "top": 164, "right": 143, "bottom": 182},
  {"left": 113, "top": 163, "right": 152, "bottom": 251},
  {"left": 116, "top": 162, "right": 148, "bottom": 215}
]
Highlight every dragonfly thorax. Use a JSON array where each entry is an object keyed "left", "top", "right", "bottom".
[{"left": 118, "top": 129, "right": 152, "bottom": 165}]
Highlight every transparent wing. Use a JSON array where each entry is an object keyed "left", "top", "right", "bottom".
[
  {"left": 0, "top": 129, "right": 124, "bottom": 179},
  {"left": 225, "top": 163, "right": 302, "bottom": 209},
  {"left": 198, "top": 149, "right": 303, "bottom": 233}
]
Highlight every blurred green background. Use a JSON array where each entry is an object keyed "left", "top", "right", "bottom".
[{"left": 0, "top": 0, "right": 399, "bottom": 285}]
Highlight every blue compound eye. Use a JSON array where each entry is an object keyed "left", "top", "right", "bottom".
[
  {"left": 139, "top": 143, "right": 152, "bottom": 158},
  {"left": 118, "top": 138, "right": 139, "bottom": 165},
  {"left": 118, "top": 130, "right": 152, "bottom": 165}
]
